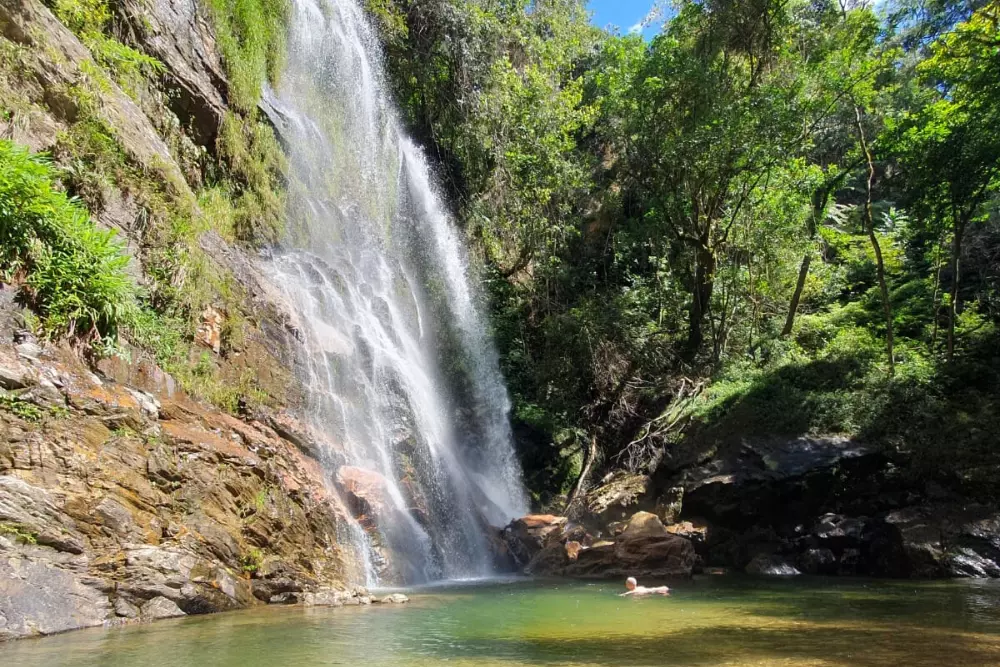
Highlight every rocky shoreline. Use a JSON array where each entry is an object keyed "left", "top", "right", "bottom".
[
  {"left": 0, "top": 331, "right": 367, "bottom": 641},
  {"left": 505, "top": 436, "right": 1000, "bottom": 580}
]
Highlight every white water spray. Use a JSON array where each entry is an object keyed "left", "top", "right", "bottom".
[{"left": 265, "top": 0, "right": 528, "bottom": 585}]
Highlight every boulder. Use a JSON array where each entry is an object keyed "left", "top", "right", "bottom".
[
  {"left": 379, "top": 593, "right": 409, "bottom": 604},
  {"left": 746, "top": 554, "right": 800, "bottom": 576},
  {"left": 501, "top": 515, "right": 567, "bottom": 566},
  {"left": 620, "top": 511, "right": 667, "bottom": 538},
  {"left": 141, "top": 596, "right": 186, "bottom": 620},
  {"left": 0, "top": 545, "right": 111, "bottom": 640}
]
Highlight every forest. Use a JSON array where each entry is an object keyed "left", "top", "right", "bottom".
[{"left": 358, "top": 0, "right": 1000, "bottom": 504}]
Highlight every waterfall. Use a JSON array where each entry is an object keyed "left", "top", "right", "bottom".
[{"left": 264, "top": 0, "right": 528, "bottom": 585}]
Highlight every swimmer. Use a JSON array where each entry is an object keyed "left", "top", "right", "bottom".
[{"left": 619, "top": 577, "right": 670, "bottom": 597}]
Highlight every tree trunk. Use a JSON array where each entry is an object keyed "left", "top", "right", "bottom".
[
  {"left": 781, "top": 253, "right": 811, "bottom": 336},
  {"left": 930, "top": 234, "right": 945, "bottom": 350},
  {"left": 565, "top": 435, "right": 598, "bottom": 513},
  {"left": 854, "top": 105, "right": 894, "bottom": 376},
  {"left": 686, "top": 241, "right": 716, "bottom": 355},
  {"left": 781, "top": 166, "right": 853, "bottom": 338},
  {"left": 947, "top": 213, "right": 967, "bottom": 361}
]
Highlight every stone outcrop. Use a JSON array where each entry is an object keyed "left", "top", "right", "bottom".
[
  {"left": 0, "top": 341, "right": 362, "bottom": 640},
  {"left": 502, "top": 510, "right": 695, "bottom": 579},
  {"left": 644, "top": 436, "right": 1000, "bottom": 578}
]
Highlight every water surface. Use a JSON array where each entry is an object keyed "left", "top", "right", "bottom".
[{"left": 6, "top": 577, "right": 1000, "bottom": 666}]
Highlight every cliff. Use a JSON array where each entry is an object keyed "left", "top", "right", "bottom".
[{"left": 0, "top": 0, "right": 370, "bottom": 639}]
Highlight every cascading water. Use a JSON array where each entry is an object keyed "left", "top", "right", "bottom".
[{"left": 264, "top": 0, "right": 528, "bottom": 585}]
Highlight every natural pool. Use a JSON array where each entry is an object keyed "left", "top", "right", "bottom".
[{"left": 5, "top": 576, "right": 1000, "bottom": 666}]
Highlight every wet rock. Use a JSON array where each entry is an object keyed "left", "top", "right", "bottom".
[
  {"left": 337, "top": 466, "right": 390, "bottom": 528},
  {"left": 797, "top": 548, "right": 837, "bottom": 575},
  {"left": 946, "top": 548, "right": 1000, "bottom": 578},
  {"left": 265, "top": 411, "right": 324, "bottom": 459},
  {"left": 379, "top": 593, "right": 409, "bottom": 604},
  {"left": 502, "top": 514, "right": 567, "bottom": 566},
  {"left": 746, "top": 554, "right": 800, "bottom": 576},
  {"left": 141, "top": 596, "right": 186, "bottom": 620}
]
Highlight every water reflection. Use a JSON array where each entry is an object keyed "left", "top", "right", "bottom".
[{"left": 5, "top": 577, "right": 1000, "bottom": 667}]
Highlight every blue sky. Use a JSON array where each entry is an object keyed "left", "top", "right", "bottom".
[{"left": 587, "top": 0, "right": 664, "bottom": 39}]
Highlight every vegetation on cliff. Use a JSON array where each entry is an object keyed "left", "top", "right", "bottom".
[{"left": 0, "top": 140, "right": 136, "bottom": 343}]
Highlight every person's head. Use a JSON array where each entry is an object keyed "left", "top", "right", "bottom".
[{"left": 625, "top": 577, "right": 637, "bottom": 591}]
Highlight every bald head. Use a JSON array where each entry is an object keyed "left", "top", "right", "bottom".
[{"left": 625, "top": 577, "right": 637, "bottom": 591}]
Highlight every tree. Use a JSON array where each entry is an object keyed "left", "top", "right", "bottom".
[
  {"left": 890, "top": 2, "right": 1000, "bottom": 359},
  {"left": 618, "top": 0, "right": 806, "bottom": 358}
]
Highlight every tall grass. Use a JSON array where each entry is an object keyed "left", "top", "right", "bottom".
[{"left": 205, "top": 0, "right": 290, "bottom": 112}]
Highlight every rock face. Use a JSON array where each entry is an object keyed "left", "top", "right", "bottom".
[
  {"left": 0, "top": 342, "right": 360, "bottom": 640},
  {"left": 646, "top": 436, "right": 1000, "bottom": 579},
  {"left": 502, "top": 511, "right": 695, "bottom": 579}
]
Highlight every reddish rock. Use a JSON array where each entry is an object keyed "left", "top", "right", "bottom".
[
  {"left": 503, "top": 510, "right": 695, "bottom": 579},
  {"left": 666, "top": 520, "right": 708, "bottom": 543},
  {"left": 194, "top": 306, "right": 223, "bottom": 354},
  {"left": 336, "top": 466, "right": 390, "bottom": 529},
  {"left": 501, "top": 514, "right": 568, "bottom": 566}
]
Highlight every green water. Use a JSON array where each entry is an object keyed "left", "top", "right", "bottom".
[{"left": 6, "top": 577, "right": 1000, "bottom": 666}]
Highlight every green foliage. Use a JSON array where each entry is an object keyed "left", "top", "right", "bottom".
[
  {"left": 0, "top": 391, "right": 43, "bottom": 422},
  {"left": 0, "top": 140, "right": 137, "bottom": 340},
  {"left": 215, "top": 112, "right": 287, "bottom": 246},
  {"left": 0, "top": 522, "right": 38, "bottom": 545},
  {"left": 368, "top": 0, "right": 1000, "bottom": 498},
  {"left": 205, "top": 0, "right": 289, "bottom": 112},
  {"left": 239, "top": 547, "right": 264, "bottom": 575},
  {"left": 47, "top": 0, "right": 165, "bottom": 95}
]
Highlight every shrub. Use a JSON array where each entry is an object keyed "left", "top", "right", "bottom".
[{"left": 0, "top": 140, "right": 137, "bottom": 341}]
